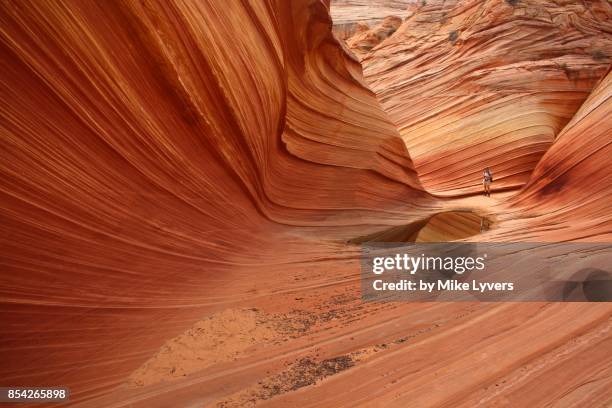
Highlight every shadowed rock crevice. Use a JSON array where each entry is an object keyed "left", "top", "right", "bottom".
[{"left": 348, "top": 211, "right": 491, "bottom": 244}]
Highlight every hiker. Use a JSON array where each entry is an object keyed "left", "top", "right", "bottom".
[
  {"left": 480, "top": 217, "right": 490, "bottom": 232},
  {"left": 483, "top": 167, "right": 493, "bottom": 197}
]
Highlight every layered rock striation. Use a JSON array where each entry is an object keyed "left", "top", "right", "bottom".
[
  {"left": 360, "top": 0, "right": 612, "bottom": 195},
  {"left": 346, "top": 15, "right": 403, "bottom": 58},
  {"left": 1, "top": 1, "right": 611, "bottom": 407},
  {"left": 1, "top": 0, "right": 428, "bottom": 405},
  {"left": 330, "top": 0, "right": 414, "bottom": 39},
  {"left": 495, "top": 69, "right": 612, "bottom": 241}
]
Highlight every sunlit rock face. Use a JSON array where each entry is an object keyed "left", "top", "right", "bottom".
[
  {"left": 0, "top": 0, "right": 428, "bottom": 404},
  {"left": 360, "top": 0, "right": 612, "bottom": 196}
]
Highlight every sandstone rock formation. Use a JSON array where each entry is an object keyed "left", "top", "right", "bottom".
[
  {"left": 360, "top": 0, "right": 612, "bottom": 195},
  {"left": 495, "top": 69, "right": 612, "bottom": 241},
  {"left": 0, "top": 0, "right": 611, "bottom": 407},
  {"left": 346, "top": 15, "right": 403, "bottom": 58},
  {"left": 0, "top": 0, "right": 430, "bottom": 405},
  {"left": 331, "top": 0, "right": 413, "bottom": 39}
]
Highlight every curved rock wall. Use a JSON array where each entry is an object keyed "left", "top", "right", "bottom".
[
  {"left": 361, "top": 0, "right": 612, "bottom": 195},
  {"left": 1, "top": 1, "right": 611, "bottom": 407},
  {"left": 497, "top": 69, "right": 612, "bottom": 241},
  {"left": 0, "top": 0, "right": 427, "bottom": 404}
]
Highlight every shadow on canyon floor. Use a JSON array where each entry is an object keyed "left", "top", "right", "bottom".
[{"left": 348, "top": 211, "right": 492, "bottom": 244}]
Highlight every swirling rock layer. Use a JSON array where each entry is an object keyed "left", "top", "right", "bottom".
[
  {"left": 1, "top": 1, "right": 611, "bottom": 407},
  {"left": 360, "top": 0, "right": 612, "bottom": 195},
  {"left": 1, "top": 0, "right": 428, "bottom": 405},
  {"left": 493, "top": 69, "right": 612, "bottom": 241}
]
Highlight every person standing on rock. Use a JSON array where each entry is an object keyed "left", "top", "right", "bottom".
[{"left": 483, "top": 167, "right": 493, "bottom": 197}]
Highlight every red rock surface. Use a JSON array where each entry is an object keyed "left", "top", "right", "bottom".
[{"left": 1, "top": 1, "right": 611, "bottom": 407}]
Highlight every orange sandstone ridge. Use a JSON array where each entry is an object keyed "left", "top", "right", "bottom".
[{"left": 0, "top": 1, "right": 611, "bottom": 407}]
